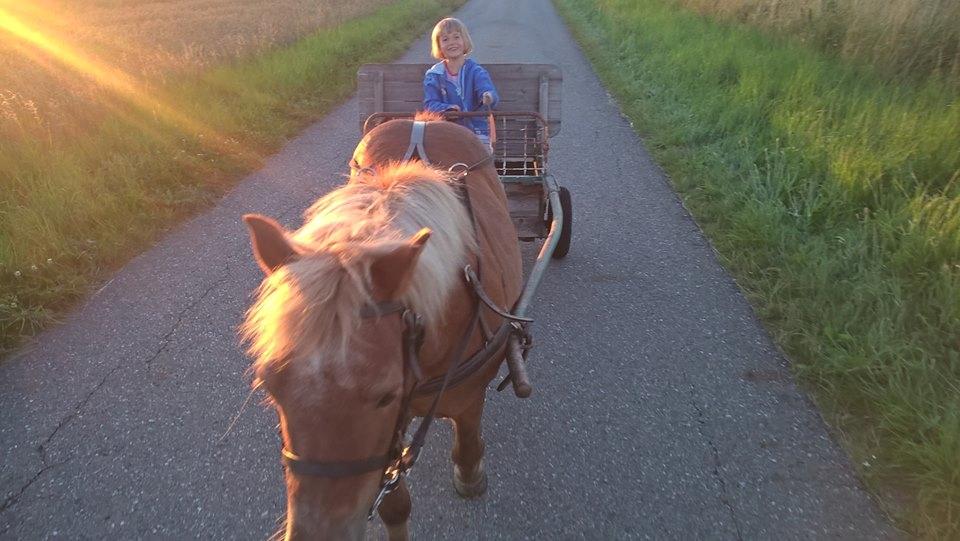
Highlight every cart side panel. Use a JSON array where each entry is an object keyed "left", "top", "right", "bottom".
[
  {"left": 357, "top": 63, "right": 562, "bottom": 136},
  {"left": 503, "top": 181, "right": 547, "bottom": 240}
]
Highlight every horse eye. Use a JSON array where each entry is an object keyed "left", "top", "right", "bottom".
[{"left": 375, "top": 393, "right": 396, "bottom": 409}]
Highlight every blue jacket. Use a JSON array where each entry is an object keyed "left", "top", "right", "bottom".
[{"left": 423, "top": 59, "right": 499, "bottom": 138}]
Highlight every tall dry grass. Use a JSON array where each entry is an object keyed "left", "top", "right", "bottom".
[
  {"left": 677, "top": 0, "right": 960, "bottom": 84},
  {"left": 0, "top": 0, "right": 464, "bottom": 354},
  {"left": 0, "top": 0, "right": 392, "bottom": 142}
]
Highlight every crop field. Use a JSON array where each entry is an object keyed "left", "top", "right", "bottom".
[
  {"left": 0, "top": 0, "right": 463, "bottom": 353},
  {"left": 0, "top": 0, "right": 391, "bottom": 142}
]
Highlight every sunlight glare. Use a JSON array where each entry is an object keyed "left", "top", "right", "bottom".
[{"left": 0, "top": 5, "right": 255, "bottom": 163}]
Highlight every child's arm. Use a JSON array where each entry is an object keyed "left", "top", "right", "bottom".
[
  {"left": 423, "top": 74, "right": 458, "bottom": 111},
  {"left": 473, "top": 66, "right": 499, "bottom": 108}
]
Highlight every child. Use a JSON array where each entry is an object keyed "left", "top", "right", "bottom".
[{"left": 423, "top": 18, "right": 499, "bottom": 148}]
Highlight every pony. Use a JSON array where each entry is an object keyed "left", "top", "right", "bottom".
[{"left": 241, "top": 113, "right": 523, "bottom": 540}]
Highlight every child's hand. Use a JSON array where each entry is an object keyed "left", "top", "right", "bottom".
[
  {"left": 482, "top": 92, "right": 493, "bottom": 106},
  {"left": 446, "top": 105, "right": 461, "bottom": 111}
]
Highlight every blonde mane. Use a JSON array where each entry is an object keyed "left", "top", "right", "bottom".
[{"left": 242, "top": 161, "right": 475, "bottom": 373}]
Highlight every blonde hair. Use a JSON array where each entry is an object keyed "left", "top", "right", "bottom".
[
  {"left": 242, "top": 161, "right": 475, "bottom": 375},
  {"left": 430, "top": 18, "right": 474, "bottom": 60}
]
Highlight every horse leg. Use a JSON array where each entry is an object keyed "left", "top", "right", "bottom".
[
  {"left": 378, "top": 479, "right": 411, "bottom": 541},
  {"left": 451, "top": 397, "right": 488, "bottom": 498}
]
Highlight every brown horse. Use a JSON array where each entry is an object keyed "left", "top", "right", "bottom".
[{"left": 241, "top": 116, "right": 523, "bottom": 540}]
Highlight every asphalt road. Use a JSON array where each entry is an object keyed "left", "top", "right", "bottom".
[{"left": 0, "top": 0, "right": 899, "bottom": 539}]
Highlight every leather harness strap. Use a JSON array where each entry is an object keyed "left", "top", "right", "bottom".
[
  {"left": 465, "top": 266, "right": 533, "bottom": 323},
  {"left": 282, "top": 449, "right": 391, "bottom": 478},
  {"left": 413, "top": 317, "right": 511, "bottom": 395},
  {"left": 280, "top": 119, "right": 529, "bottom": 522},
  {"left": 404, "top": 301, "right": 481, "bottom": 464},
  {"left": 401, "top": 121, "right": 430, "bottom": 164}
]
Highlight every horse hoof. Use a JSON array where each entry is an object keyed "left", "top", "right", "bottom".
[
  {"left": 453, "top": 465, "right": 488, "bottom": 498},
  {"left": 385, "top": 524, "right": 409, "bottom": 541}
]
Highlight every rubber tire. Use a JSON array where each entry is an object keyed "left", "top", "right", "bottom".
[{"left": 549, "top": 186, "right": 572, "bottom": 259}]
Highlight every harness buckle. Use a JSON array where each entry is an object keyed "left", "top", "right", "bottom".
[
  {"left": 510, "top": 321, "right": 534, "bottom": 353},
  {"left": 402, "top": 310, "right": 424, "bottom": 337},
  {"left": 368, "top": 466, "right": 403, "bottom": 520},
  {"left": 367, "top": 436, "right": 416, "bottom": 520},
  {"left": 448, "top": 162, "right": 470, "bottom": 179}
]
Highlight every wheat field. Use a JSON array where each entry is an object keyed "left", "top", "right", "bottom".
[
  {"left": 0, "top": 0, "right": 392, "bottom": 141},
  {"left": 0, "top": 0, "right": 461, "bottom": 355},
  {"left": 677, "top": 0, "right": 960, "bottom": 84}
]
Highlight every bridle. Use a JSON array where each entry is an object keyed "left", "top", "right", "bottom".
[
  {"left": 279, "top": 302, "right": 416, "bottom": 480},
  {"left": 278, "top": 120, "right": 514, "bottom": 520},
  {"left": 280, "top": 296, "right": 480, "bottom": 519}
]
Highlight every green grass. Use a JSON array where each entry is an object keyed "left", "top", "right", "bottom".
[
  {"left": 554, "top": 0, "right": 960, "bottom": 536},
  {"left": 675, "top": 0, "right": 960, "bottom": 89},
  {"left": 0, "top": 0, "right": 465, "bottom": 354}
]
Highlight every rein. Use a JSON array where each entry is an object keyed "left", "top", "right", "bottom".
[
  {"left": 280, "top": 294, "right": 482, "bottom": 519},
  {"left": 282, "top": 119, "right": 525, "bottom": 521}
]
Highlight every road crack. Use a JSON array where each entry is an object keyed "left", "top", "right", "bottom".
[
  {"left": 0, "top": 466, "right": 48, "bottom": 515},
  {"left": 38, "top": 362, "right": 122, "bottom": 465},
  {"left": 146, "top": 277, "right": 225, "bottom": 366},
  {"left": 0, "top": 365, "right": 123, "bottom": 519},
  {"left": 687, "top": 379, "right": 744, "bottom": 540},
  {"left": 2, "top": 277, "right": 226, "bottom": 521},
  {"left": 0, "top": 457, "right": 72, "bottom": 523}
]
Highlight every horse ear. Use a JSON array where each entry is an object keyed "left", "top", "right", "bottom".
[
  {"left": 369, "top": 228, "right": 431, "bottom": 300},
  {"left": 243, "top": 214, "right": 299, "bottom": 275}
]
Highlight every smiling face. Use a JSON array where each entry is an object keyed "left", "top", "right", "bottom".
[
  {"left": 439, "top": 30, "right": 465, "bottom": 61},
  {"left": 430, "top": 17, "right": 473, "bottom": 60}
]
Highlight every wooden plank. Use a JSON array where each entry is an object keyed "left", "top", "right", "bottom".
[
  {"left": 503, "top": 182, "right": 547, "bottom": 239},
  {"left": 357, "top": 63, "right": 563, "bottom": 135},
  {"left": 358, "top": 108, "right": 562, "bottom": 135},
  {"left": 358, "top": 97, "right": 562, "bottom": 117},
  {"left": 359, "top": 99, "right": 421, "bottom": 110},
  {"left": 373, "top": 71, "right": 384, "bottom": 113},
  {"left": 366, "top": 97, "right": 562, "bottom": 112},
  {"left": 538, "top": 74, "right": 549, "bottom": 121},
  {"left": 360, "top": 82, "right": 556, "bottom": 104},
  {"left": 513, "top": 218, "right": 547, "bottom": 240},
  {"left": 358, "top": 63, "right": 430, "bottom": 79},
  {"left": 357, "top": 66, "right": 563, "bottom": 98},
  {"left": 359, "top": 63, "right": 561, "bottom": 81},
  {"left": 358, "top": 96, "right": 562, "bottom": 111}
]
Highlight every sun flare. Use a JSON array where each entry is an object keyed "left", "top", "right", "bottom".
[{"left": 0, "top": 4, "right": 252, "bottom": 161}]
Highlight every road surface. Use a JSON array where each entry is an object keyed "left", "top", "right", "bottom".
[{"left": 0, "top": 0, "right": 898, "bottom": 538}]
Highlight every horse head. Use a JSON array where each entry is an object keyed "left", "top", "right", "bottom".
[
  {"left": 241, "top": 159, "right": 475, "bottom": 540},
  {"left": 244, "top": 214, "right": 431, "bottom": 538}
]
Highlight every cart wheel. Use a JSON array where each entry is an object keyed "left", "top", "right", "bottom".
[{"left": 549, "top": 186, "right": 572, "bottom": 259}]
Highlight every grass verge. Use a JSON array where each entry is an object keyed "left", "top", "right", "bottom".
[
  {"left": 675, "top": 0, "right": 960, "bottom": 88},
  {"left": 0, "top": 0, "right": 465, "bottom": 355},
  {"left": 554, "top": 0, "right": 959, "bottom": 536}
]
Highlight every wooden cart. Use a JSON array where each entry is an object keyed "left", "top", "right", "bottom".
[
  {"left": 356, "top": 64, "right": 574, "bottom": 396},
  {"left": 357, "top": 63, "right": 572, "bottom": 257}
]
